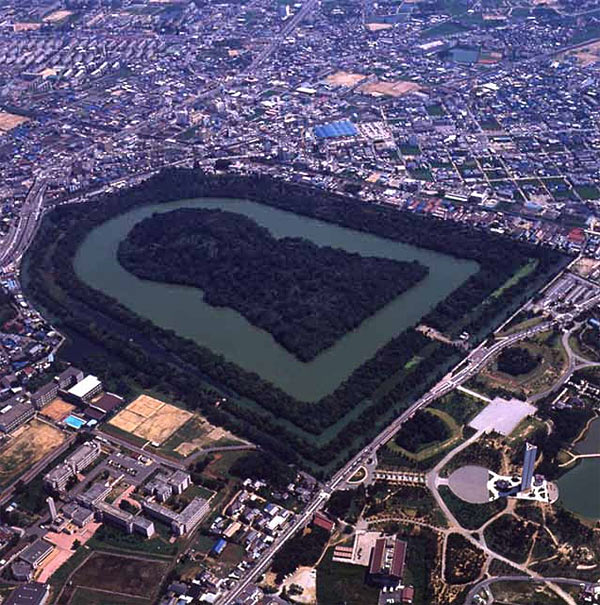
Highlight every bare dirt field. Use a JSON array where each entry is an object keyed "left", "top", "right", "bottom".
[
  {"left": 40, "top": 397, "right": 75, "bottom": 422},
  {"left": 324, "top": 71, "right": 366, "bottom": 87},
  {"left": 567, "top": 41, "right": 600, "bottom": 66},
  {"left": 13, "top": 23, "right": 42, "bottom": 32},
  {"left": 109, "top": 395, "right": 192, "bottom": 445},
  {"left": 570, "top": 257, "right": 600, "bottom": 281},
  {"left": 0, "top": 419, "right": 65, "bottom": 487},
  {"left": 365, "top": 23, "right": 393, "bottom": 31},
  {"left": 43, "top": 10, "right": 74, "bottom": 23},
  {"left": 359, "top": 80, "right": 421, "bottom": 97},
  {"left": 281, "top": 566, "right": 317, "bottom": 603},
  {"left": 0, "top": 112, "right": 29, "bottom": 132}
]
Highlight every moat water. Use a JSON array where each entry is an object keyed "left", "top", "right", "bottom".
[
  {"left": 558, "top": 417, "right": 600, "bottom": 520},
  {"left": 74, "top": 198, "right": 477, "bottom": 402}
]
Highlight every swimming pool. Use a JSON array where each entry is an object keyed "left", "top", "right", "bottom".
[{"left": 64, "top": 415, "right": 85, "bottom": 429}]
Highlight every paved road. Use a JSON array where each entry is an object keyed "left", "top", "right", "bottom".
[
  {"left": 0, "top": 178, "right": 47, "bottom": 270},
  {"left": 246, "top": 0, "right": 319, "bottom": 73}
]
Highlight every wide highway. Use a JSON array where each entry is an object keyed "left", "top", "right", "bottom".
[
  {"left": 246, "top": 0, "right": 320, "bottom": 73},
  {"left": 0, "top": 178, "right": 47, "bottom": 270}
]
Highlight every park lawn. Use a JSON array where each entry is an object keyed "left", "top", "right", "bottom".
[
  {"left": 481, "top": 331, "right": 568, "bottom": 398},
  {"left": 506, "top": 416, "right": 546, "bottom": 447},
  {"left": 570, "top": 325, "right": 600, "bottom": 362},
  {"left": 349, "top": 466, "right": 367, "bottom": 483},
  {"left": 491, "top": 259, "right": 538, "bottom": 299},
  {"left": 431, "top": 391, "right": 485, "bottom": 426},
  {"left": 497, "top": 314, "right": 545, "bottom": 337},
  {"left": 317, "top": 548, "right": 379, "bottom": 605},
  {"left": 439, "top": 486, "right": 507, "bottom": 531}
]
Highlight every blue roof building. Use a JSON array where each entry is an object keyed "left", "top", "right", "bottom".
[{"left": 314, "top": 120, "right": 358, "bottom": 139}]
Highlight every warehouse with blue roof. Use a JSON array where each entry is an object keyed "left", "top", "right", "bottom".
[{"left": 314, "top": 120, "right": 358, "bottom": 139}]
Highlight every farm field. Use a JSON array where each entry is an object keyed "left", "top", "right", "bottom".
[
  {"left": 159, "top": 414, "right": 243, "bottom": 458},
  {"left": 108, "top": 394, "right": 192, "bottom": 445},
  {"left": 56, "top": 552, "right": 169, "bottom": 604},
  {"left": 68, "top": 588, "right": 151, "bottom": 605},
  {"left": 0, "top": 419, "right": 65, "bottom": 487}
]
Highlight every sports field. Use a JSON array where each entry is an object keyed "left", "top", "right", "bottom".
[
  {"left": 365, "top": 23, "right": 393, "bottom": 31},
  {"left": 324, "top": 71, "right": 366, "bottom": 87},
  {"left": 40, "top": 397, "right": 76, "bottom": 422},
  {"left": 108, "top": 395, "right": 192, "bottom": 445},
  {"left": 0, "top": 112, "right": 28, "bottom": 132},
  {"left": 43, "top": 9, "right": 74, "bottom": 23},
  {"left": 0, "top": 419, "right": 65, "bottom": 487},
  {"left": 359, "top": 79, "right": 421, "bottom": 97}
]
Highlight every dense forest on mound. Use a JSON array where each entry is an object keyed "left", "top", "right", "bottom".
[{"left": 118, "top": 208, "right": 428, "bottom": 361}]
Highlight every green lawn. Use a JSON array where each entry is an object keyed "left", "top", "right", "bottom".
[
  {"left": 420, "top": 21, "right": 469, "bottom": 38},
  {"left": 69, "top": 587, "right": 151, "bottom": 605},
  {"left": 86, "top": 524, "right": 178, "bottom": 558},
  {"left": 439, "top": 486, "right": 507, "bottom": 530},
  {"left": 575, "top": 185, "right": 600, "bottom": 201},
  {"left": 317, "top": 548, "right": 379, "bottom": 605},
  {"left": 431, "top": 391, "right": 485, "bottom": 426},
  {"left": 491, "top": 260, "right": 538, "bottom": 299}
]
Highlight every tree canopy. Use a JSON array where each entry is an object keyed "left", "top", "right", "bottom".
[
  {"left": 118, "top": 208, "right": 428, "bottom": 361},
  {"left": 497, "top": 346, "right": 539, "bottom": 376}
]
